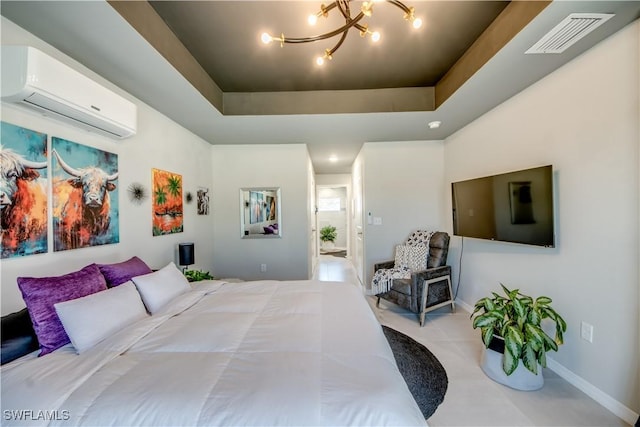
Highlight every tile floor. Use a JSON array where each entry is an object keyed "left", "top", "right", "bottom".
[{"left": 313, "top": 255, "right": 630, "bottom": 427}]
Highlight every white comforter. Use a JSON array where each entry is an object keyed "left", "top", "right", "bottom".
[{"left": 2, "top": 280, "right": 427, "bottom": 426}]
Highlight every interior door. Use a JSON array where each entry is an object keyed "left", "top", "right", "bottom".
[
  {"left": 355, "top": 225, "right": 364, "bottom": 283},
  {"left": 352, "top": 172, "right": 365, "bottom": 285}
]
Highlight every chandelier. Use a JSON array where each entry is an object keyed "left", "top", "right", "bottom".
[{"left": 260, "top": 0, "right": 422, "bottom": 66}]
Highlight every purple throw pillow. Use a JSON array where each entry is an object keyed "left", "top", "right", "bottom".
[
  {"left": 17, "top": 264, "right": 108, "bottom": 356},
  {"left": 97, "top": 256, "right": 153, "bottom": 288},
  {"left": 263, "top": 226, "right": 274, "bottom": 234}
]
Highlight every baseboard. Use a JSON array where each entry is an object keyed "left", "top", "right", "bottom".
[
  {"left": 455, "top": 298, "right": 474, "bottom": 314},
  {"left": 456, "top": 298, "right": 639, "bottom": 425},
  {"left": 546, "top": 357, "right": 639, "bottom": 425}
]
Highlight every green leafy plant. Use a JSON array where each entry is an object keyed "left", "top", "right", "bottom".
[
  {"left": 184, "top": 269, "right": 214, "bottom": 282},
  {"left": 471, "top": 283, "right": 567, "bottom": 376},
  {"left": 320, "top": 225, "right": 337, "bottom": 243}
]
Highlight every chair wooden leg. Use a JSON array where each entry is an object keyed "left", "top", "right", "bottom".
[
  {"left": 445, "top": 275, "right": 455, "bottom": 313},
  {"left": 419, "top": 274, "right": 454, "bottom": 326}
]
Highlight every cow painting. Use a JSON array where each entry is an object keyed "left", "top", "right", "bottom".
[
  {"left": 0, "top": 145, "right": 48, "bottom": 258},
  {"left": 52, "top": 138, "right": 119, "bottom": 251}
]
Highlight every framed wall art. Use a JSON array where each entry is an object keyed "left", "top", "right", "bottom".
[
  {"left": 52, "top": 137, "right": 119, "bottom": 251},
  {"left": 197, "top": 187, "right": 209, "bottom": 215},
  {"left": 152, "top": 168, "right": 183, "bottom": 235},
  {"left": 240, "top": 187, "right": 281, "bottom": 238},
  {"left": 1, "top": 121, "right": 48, "bottom": 258}
]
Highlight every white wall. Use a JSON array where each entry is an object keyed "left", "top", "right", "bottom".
[
  {"left": 315, "top": 174, "right": 351, "bottom": 186},
  {"left": 0, "top": 17, "right": 215, "bottom": 314},
  {"left": 210, "top": 144, "right": 311, "bottom": 281},
  {"left": 360, "top": 140, "right": 446, "bottom": 289},
  {"left": 444, "top": 20, "right": 639, "bottom": 417}
]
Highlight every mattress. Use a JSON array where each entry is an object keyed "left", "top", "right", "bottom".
[{"left": 1, "top": 280, "right": 427, "bottom": 426}]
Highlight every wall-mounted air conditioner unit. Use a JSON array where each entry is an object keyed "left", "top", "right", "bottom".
[{"left": 1, "top": 46, "right": 137, "bottom": 139}]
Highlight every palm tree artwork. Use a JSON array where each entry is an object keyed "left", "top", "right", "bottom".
[{"left": 152, "top": 168, "right": 184, "bottom": 235}]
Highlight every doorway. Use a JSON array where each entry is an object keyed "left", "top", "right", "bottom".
[{"left": 317, "top": 186, "right": 349, "bottom": 258}]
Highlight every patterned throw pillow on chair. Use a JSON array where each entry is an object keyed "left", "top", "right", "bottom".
[
  {"left": 405, "top": 230, "right": 434, "bottom": 246},
  {"left": 394, "top": 244, "right": 428, "bottom": 272}
]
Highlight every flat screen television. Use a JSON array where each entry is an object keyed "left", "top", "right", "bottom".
[{"left": 451, "top": 165, "right": 555, "bottom": 247}]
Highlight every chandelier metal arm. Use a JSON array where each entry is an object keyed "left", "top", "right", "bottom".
[
  {"left": 281, "top": 11, "right": 366, "bottom": 44},
  {"left": 336, "top": 0, "right": 352, "bottom": 21},
  {"left": 387, "top": 0, "right": 411, "bottom": 15},
  {"left": 327, "top": 28, "right": 350, "bottom": 57},
  {"left": 332, "top": 0, "right": 369, "bottom": 40}
]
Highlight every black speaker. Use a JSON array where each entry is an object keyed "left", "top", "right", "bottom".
[{"left": 178, "top": 243, "right": 195, "bottom": 268}]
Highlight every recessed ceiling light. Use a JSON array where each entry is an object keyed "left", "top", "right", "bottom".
[
  {"left": 329, "top": 155, "right": 338, "bottom": 162},
  {"left": 428, "top": 121, "right": 442, "bottom": 129}
]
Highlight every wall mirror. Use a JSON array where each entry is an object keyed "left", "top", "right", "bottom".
[{"left": 240, "top": 187, "right": 281, "bottom": 238}]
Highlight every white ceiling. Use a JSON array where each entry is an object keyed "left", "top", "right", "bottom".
[{"left": 1, "top": 1, "right": 639, "bottom": 174}]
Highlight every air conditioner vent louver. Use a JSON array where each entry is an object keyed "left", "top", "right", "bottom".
[
  {"left": 24, "top": 93, "right": 127, "bottom": 138},
  {"left": 526, "top": 13, "right": 614, "bottom": 54}
]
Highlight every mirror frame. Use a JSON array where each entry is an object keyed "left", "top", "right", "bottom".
[{"left": 240, "top": 187, "right": 282, "bottom": 239}]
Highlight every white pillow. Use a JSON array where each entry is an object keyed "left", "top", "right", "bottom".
[
  {"left": 131, "top": 262, "right": 191, "bottom": 314},
  {"left": 54, "top": 281, "right": 147, "bottom": 353}
]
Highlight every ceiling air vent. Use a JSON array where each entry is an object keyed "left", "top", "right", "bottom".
[{"left": 525, "top": 13, "right": 614, "bottom": 54}]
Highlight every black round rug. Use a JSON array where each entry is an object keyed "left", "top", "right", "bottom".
[{"left": 382, "top": 325, "right": 448, "bottom": 419}]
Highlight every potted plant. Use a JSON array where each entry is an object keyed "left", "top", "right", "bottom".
[
  {"left": 320, "top": 225, "right": 337, "bottom": 250},
  {"left": 470, "top": 283, "right": 567, "bottom": 390},
  {"left": 184, "top": 269, "right": 214, "bottom": 282}
]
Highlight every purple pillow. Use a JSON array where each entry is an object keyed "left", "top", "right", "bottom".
[
  {"left": 17, "top": 264, "right": 108, "bottom": 356},
  {"left": 263, "top": 226, "right": 274, "bottom": 234},
  {"left": 97, "top": 256, "right": 153, "bottom": 287}
]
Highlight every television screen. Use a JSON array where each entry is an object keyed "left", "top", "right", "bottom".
[{"left": 451, "top": 165, "right": 555, "bottom": 247}]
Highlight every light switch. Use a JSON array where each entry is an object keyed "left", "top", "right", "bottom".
[{"left": 373, "top": 217, "right": 382, "bottom": 225}]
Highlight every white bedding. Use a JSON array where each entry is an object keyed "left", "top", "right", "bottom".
[{"left": 1, "top": 280, "right": 427, "bottom": 426}]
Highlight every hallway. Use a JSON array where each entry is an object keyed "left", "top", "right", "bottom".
[{"left": 312, "top": 254, "right": 360, "bottom": 284}]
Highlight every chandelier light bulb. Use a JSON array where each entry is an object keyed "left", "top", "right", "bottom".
[
  {"left": 361, "top": 1, "right": 374, "bottom": 17},
  {"left": 261, "top": 33, "right": 273, "bottom": 44},
  {"left": 308, "top": 14, "right": 318, "bottom": 25},
  {"left": 412, "top": 17, "right": 422, "bottom": 29},
  {"left": 371, "top": 31, "right": 381, "bottom": 42},
  {"left": 316, "top": 56, "right": 325, "bottom": 66}
]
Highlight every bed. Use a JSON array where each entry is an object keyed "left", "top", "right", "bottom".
[{"left": 1, "top": 260, "right": 427, "bottom": 427}]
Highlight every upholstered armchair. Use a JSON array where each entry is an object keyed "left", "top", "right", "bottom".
[{"left": 374, "top": 231, "right": 454, "bottom": 326}]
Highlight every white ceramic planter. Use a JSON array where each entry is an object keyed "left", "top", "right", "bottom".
[
  {"left": 480, "top": 345, "right": 544, "bottom": 391},
  {"left": 321, "top": 241, "right": 335, "bottom": 250}
]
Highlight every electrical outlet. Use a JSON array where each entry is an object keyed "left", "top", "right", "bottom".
[
  {"left": 580, "top": 321, "right": 593, "bottom": 343},
  {"left": 260, "top": 264, "right": 267, "bottom": 272}
]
